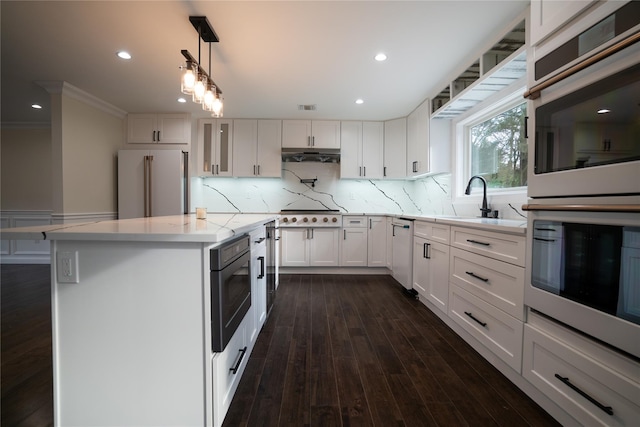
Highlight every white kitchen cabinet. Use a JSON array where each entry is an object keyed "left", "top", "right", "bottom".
[
  {"left": 127, "top": 113, "right": 190, "bottom": 145},
  {"left": 280, "top": 228, "right": 340, "bottom": 267},
  {"left": 450, "top": 226, "right": 526, "bottom": 267},
  {"left": 340, "top": 216, "right": 368, "bottom": 267},
  {"left": 197, "top": 118, "right": 233, "bottom": 176},
  {"left": 529, "top": 0, "right": 596, "bottom": 46},
  {"left": 212, "top": 314, "right": 249, "bottom": 427},
  {"left": 523, "top": 310, "right": 640, "bottom": 426},
  {"left": 383, "top": 118, "right": 407, "bottom": 179},
  {"left": 249, "top": 227, "right": 267, "bottom": 345},
  {"left": 282, "top": 120, "right": 340, "bottom": 149},
  {"left": 413, "top": 220, "right": 450, "bottom": 314},
  {"left": 406, "top": 99, "right": 430, "bottom": 177},
  {"left": 449, "top": 283, "right": 524, "bottom": 372},
  {"left": 340, "top": 121, "right": 383, "bottom": 179},
  {"left": 233, "top": 119, "right": 282, "bottom": 177},
  {"left": 367, "top": 216, "right": 387, "bottom": 267}
]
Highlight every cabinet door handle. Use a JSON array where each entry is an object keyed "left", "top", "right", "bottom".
[
  {"left": 216, "top": 164, "right": 219, "bottom": 175},
  {"left": 363, "top": 166, "right": 366, "bottom": 176},
  {"left": 312, "top": 136, "right": 315, "bottom": 146},
  {"left": 257, "top": 165, "right": 260, "bottom": 175},
  {"left": 152, "top": 130, "right": 156, "bottom": 141},
  {"left": 466, "top": 239, "right": 490, "bottom": 246},
  {"left": 308, "top": 136, "right": 311, "bottom": 146},
  {"left": 369, "top": 218, "right": 372, "bottom": 229},
  {"left": 554, "top": 374, "right": 613, "bottom": 416},
  {"left": 254, "top": 165, "right": 256, "bottom": 175},
  {"left": 383, "top": 166, "right": 387, "bottom": 177},
  {"left": 359, "top": 166, "right": 362, "bottom": 176},
  {"left": 412, "top": 161, "right": 418, "bottom": 173},
  {"left": 344, "top": 230, "right": 347, "bottom": 240},
  {"left": 258, "top": 256, "right": 265, "bottom": 278},
  {"left": 464, "top": 311, "right": 487, "bottom": 327},
  {"left": 230, "top": 346, "right": 248, "bottom": 374},
  {"left": 157, "top": 131, "right": 161, "bottom": 141},
  {"left": 465, "top": 271, "right": 489, "bottom": 282},
  {"left": 424, "top": 242, "right": 431, "bottom": 259},
  {"left": 524, "top": 116, "right": 529, "bottom": 139}
]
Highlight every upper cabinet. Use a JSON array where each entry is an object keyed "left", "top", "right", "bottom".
[
  {"left": 127, "top": 113, "right": 190, "bottom": 145},
  {"left": 406, "top": 99, "right": 430, "bottom": 177},
  {"left": 529, "top": 0, "right": 596, "bottom": 46},
  {"left": 233, "top": 120, "right": 282, "bottom": 178},
  {"left": 282, "top": 120, "right": 340, "bottom": 149},
  {"left": 340, "top": 121, "right": 384, "bottom": 179},
  {"left": 431, "top": 17, "right": 526, "bottom": 119},
  {"left": 197, "top": 118, "right": 233, "bottom": 177},
  {"left": 383, "top": 118, "right": 407, "bottom": 179}
]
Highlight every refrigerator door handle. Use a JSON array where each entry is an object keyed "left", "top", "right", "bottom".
[
  {"left": 148, "top": 155, "right": 154, "bottom": 217},
  {"left": 144, "top": 155, "right": 149, "bottom": 217}
]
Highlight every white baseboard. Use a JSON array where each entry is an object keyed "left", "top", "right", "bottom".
[{"left": 279, "top": 267, "right": 391, "bottom": 275}]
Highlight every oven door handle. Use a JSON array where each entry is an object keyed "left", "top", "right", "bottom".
[
  {"left": 258, "top": 256, "right": 265, "bottom": 279},
  {"left": 230, "top": 346, "right": 248, "bottom": 374}
]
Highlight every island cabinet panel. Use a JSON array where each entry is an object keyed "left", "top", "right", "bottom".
[{"left": 51, "top": 240, "right": 212, "bottom": 426}]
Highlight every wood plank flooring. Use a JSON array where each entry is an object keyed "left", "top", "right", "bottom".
[
  {"left": 223, "top": 274, "right": 560, "bottom": 427},
  {"left": 1, "top": 266, "right": 559, "bottom": 427}
]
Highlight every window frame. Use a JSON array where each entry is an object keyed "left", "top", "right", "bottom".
[{"left": 453, "top": 85, "right": 528, "bottom": 202}]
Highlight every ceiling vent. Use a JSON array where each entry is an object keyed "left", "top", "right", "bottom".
[{"left": 297, "top": 104, "right": 317, "bottom": 111}]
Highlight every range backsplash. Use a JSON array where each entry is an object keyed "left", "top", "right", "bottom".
[{"left": 191, "top": 162, "right": 527, "bottom": 219}]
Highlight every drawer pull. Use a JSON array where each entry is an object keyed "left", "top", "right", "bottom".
[
  {"left": 554, "top": 374, "right": 613, "bottom": 416},
  {"left": 464, "top": 311, "right": 487, "bottom": 327},
  {"left": 230, "top": 346, "right": 248, "bottom": 374},
  {"left": 467, "top": 239, "right": 490, "bottom": 246},
  {"left": 534, "top": 227, "right": 556, "bottom": 232},
  {"left": 465, "top": 271, "right": 489, "bottom": 282},
  {"left": 533, "top": 237, "right": 556, "bottom": 242}
]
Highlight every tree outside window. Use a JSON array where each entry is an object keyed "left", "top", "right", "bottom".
[{"left": 469, "top": 103, "right": 528, "bottom": 189}]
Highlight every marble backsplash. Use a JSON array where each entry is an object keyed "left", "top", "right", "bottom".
[{"left": 191, "top": 162, "right": 528, "bottom": 219}]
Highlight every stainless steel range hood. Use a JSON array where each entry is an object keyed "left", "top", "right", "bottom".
[{"left": 281, "top": 147, "right": 340, "bottom": 163}]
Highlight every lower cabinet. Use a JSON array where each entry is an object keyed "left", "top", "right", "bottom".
[
  {"left": 449, "top": 284, "right": 523, "bottom": 372},
  {"left": 280, "top": 228, "right": 340, "bottom": 267},
  {"left": 367, "top": 216, "right": 387, "bottom": 267},
  {"left": 211, "top": 314, "right": 249, "bottom": 427},
  {"left": 523, "top": 311, "right": 640, "bottom": 426},
  {"left": 340, "top": 227, "right": 368, "bottom": 267},
  {"left": 413, "top": 236, "right": 449, "bottom": 314}
]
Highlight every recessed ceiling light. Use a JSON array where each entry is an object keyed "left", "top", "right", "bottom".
[
  {"left": 374, "top": 53, "right": 387, "bottom": 61},
  {"left": 355, "top": 99, "right": 364, "bottom": 104},
  {"left": 117, "top": 51, "right": 132, "bottom": 60},
  {"left": 177, "top": 97, "right": 187, "bottom": 103},
  {"left": 597, "top": 108, "right": 611, "bottom": 114},
  {"left": 31, "top": 104, "right": 42, "bottom": 109}
]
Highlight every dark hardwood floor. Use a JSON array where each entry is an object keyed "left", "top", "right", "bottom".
[{"left": 1, "top": 266, "right": 559, "bottom": 427}]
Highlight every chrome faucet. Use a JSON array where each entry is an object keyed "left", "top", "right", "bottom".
[{"left": 465, "top": 175, "right": 492, "bottom": 218}]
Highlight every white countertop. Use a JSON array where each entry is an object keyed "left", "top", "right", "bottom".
[
  {"left": 0, "top": 214, "right": 278, "bottom": 243},
  {"left": 385, "top": 214, "right": 527, "bottom": 234}
]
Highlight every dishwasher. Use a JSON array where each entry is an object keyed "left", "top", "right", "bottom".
[{"left": 391, "top": 217, "right": 416, "bottom": 297}]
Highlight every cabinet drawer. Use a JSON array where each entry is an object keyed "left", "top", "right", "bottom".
[
  {"left": 523, "top": 315, "right": 640, "bottom": 426},
  {"left": 450, "top": 226, "right": 525, "bottom": 266},
  {"left": 414, "top": 220, "right": 450, "bottom": 244},
  {"left": 449, "top": 247, "right": 524, "bottom": 320},
  {"left": 342, "top": 216, "right": 367, "bottom": 228},
  {"left": 449, "top": 284, "right": 523, "bottom": 373},
  {"left": 212, "top": 316, "right": 248, "bottom": 425}
]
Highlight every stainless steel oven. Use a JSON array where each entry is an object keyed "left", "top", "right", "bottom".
[
  {"left": 524, "top": 200, "right": 640, "bottom": 358},
  {"left": 210, "top": 235, "right": 251, "bottom": 352},
  {"left": 526, "top": 2, "right": 640, "bottom": 199}
]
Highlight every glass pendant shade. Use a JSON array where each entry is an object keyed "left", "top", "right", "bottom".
[
  {"left": 202, "top": 85, "right": 216, "bottom": 111},
  {"left": 180, "top": 62, "right": 197, "bottom": 94},
  {"left": 192, "top": 74, "right": 207, "bottom": 104},
  {"left": 211, "top": 97, "right": 223, "bottom": 117}
]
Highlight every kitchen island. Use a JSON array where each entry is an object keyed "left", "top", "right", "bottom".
[{"left": 1, "top": 214, "right": 277, "bottom": 427}]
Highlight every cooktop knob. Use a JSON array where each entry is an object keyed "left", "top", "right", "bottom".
[
  {"left": 323, "top": 217, "right": 329, "bottom": 222},
  {"left": 292, "top": 217, "right": 297, "bottom": 223},
  {"left": 303, "top": 217, "right": 308, "bottom": 222},
  {"left": 312, "top": 217, "right": 318, "bottom": 223},
  {"left": 282, "top": 217, "right": 289, "bottom": 223},
  {"left": 332, "top": 217, "right": 338, "bottom": 223}
]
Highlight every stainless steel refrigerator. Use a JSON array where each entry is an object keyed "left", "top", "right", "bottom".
[{"left": 118, "top": 150, "right": 189, "bottom": 219}]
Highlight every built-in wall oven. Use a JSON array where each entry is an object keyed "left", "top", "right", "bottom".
[
  {"left": 524, "top": 201, "right": 640, "bottom": 358},
  {"left": 526, "top": 1, "right": 640, "bottom": 199},
  {"left": 524, "top": 2, "right": 640, "bottom": 359},
  {"left": 210, "top": 235, "right": 251, "bottom": 352}
]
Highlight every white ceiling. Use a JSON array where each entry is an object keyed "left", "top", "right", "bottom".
[{"left": 1, "top": 1, "right": 529, "bottom": 125}]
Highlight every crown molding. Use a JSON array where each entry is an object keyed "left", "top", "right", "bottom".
[{"left": 35, "top": 80, "right": 127, "bottom": 119}]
